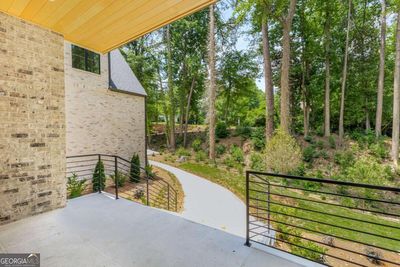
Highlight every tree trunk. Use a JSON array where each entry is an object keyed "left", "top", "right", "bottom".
[
  {"left": 376, "top": 0, "right": 386, "bottom": 137},
  {"left": 392, "top": 9, "right": 400, "bottom": 166},
  {"left": 166, "top": 25, "right": 176, "bottom": 150},
  {"left": 208, "top": 5, "right": 217, "bottom": 160},
  {"left": 339, "top": 0, "right": 351, "bottom": 144},
  {"left": 183, "top": 78, "right": 195, "bottom": 148},
  {"left": 280, "top": 0, "right": 297, "bottom": 134},
  {"left": 262, "top": 14, "right": 274, "bottom": 140},
  {"left": 157, "top": 65, "right": 170, "bottom": 148},
  {"left": 324, "top": 1, "right": 331, "bottom": 137},
  {"left": 301, "top": 62, "right": 310, "bottom": 137}
]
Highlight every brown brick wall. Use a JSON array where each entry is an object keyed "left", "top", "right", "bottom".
[{"left": 0, "top": 12, "right": 66, "bottom": 224}]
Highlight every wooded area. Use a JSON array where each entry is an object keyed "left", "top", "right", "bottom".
[{"left": 122, "top": 0, "right": 400, "bottom": 167}]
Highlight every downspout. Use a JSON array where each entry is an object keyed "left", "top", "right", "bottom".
[{"left": 145, "top": 96, "right": 148, "bottom": 167}]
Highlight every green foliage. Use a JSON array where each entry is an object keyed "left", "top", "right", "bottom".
[
  {"left": 328, "top": 136, "right": 336, "bottom": 149},
  {"left": 251, "top": 127, "right": 265, "bottom": 150},
  {"left": 93, "top": 160, "right": 106, "bottom": 192},
  {"left": 230, "top": 145, "right": 244, "bottom": 164},
  {"left": 315, "top": 140, "right": 324, "bottom": 149},
  {"left": 176, "top": 147, "right": 191, "bottom": 157},
  {"left": 303, "top": 146, "right": 318, "bottom": 163},
  {"left": 215, "top": 121, "right": 229, "bottom": 138},
  {"left": 110, "top": 173, "right": 127, "bottom": 187},
  {"left": 234, "top": 125, "right": 252, "bottom": 138},
  {"left": 346, "top": 156, "right": 393, "bottom": 185},
  {"left": 191, "top": 138, "right": 202, "bottom": 152},
  {"left": 265, "top": 128, "right": 302, "bottom": 174},
  {"left": 145, "top": 165, "right": 155, "bottom": 179},
  {"left": 334, "top": 150, "right": 355, "bottom": 169},
  {"left": 223, "top": 156, "right": 236, "bottom": 168},
  {"left": 216, "top": 144, "right": 226, "bottom": 156},
  {"left": 304, "top": 135, "right": 314, "bottom": 143},
  {"left": 195, "top": 151, "right": 207, "bottom": 162},
  {"left": 291, "top": 241, "right": 327, "bottom": 263},
  {"left": 130, "top": 154, "right": 141, "bottom": 183},
  {"left": 369, "top": 142, "right": 388, "bottom": 159},
  {"left": 67, "top": 173, "right": 87, "bottom": 199},
  {"left": 250, "top": 152, "right": 265, "bottom": 171}
]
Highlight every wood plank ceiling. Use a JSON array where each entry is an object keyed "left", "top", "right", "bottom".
[{"left": 0, "top": 0, "right": 216, "bottom": 53}]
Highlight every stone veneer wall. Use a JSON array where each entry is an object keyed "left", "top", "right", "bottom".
[
  {"left": 64, "top": 42, "right": 146, "bottom": 165},
  {"left": 0, "top": 12, "right": 66, "bottom": 224}
]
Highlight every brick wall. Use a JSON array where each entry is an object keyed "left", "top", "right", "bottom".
[
  {"left": 0, "top": 12, "right": 66, "bottom": 224},
  {"left": 64, "top": 42, "right": 146, "bottom": 166}
]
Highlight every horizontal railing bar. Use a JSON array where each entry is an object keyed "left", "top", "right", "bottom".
[
  {"left": 249, "top": 213, "right": 399, "bottom": 253},
  {"left": 249, "top": 231, "right": 369, "bottom": 267},
  {"left": 266, "top": 183, "right": 400, "bottom": 206},
  {"left": 249, "top": 197, "right": 400, "bottom": 230},
  {"left": 249, "top": 222, "right": 399, "bottom": 266},
  {"left": 248, "top": 171, "right": 400, "bottom": 192},
  {"left": 249, "top": 205, "right": 400, "bottom": 242}
]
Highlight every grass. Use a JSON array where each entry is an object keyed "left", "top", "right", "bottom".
[{"left": 179, "top": 162, "right": 400, "bottom": 251}]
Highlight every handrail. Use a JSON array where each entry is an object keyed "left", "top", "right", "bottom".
[
  {"left": 66, "top": 154, "right": 178, "bottom": 212},
  {"left": 245, "top": 170, "right": 400, "bottom": 267}
]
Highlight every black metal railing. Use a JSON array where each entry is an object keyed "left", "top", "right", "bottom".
[
  {"left": 245, "top": 171, "right": 400, "bottom": 267},
  {"left": 66, "top": 154, "right": 178, "bottom": 212}
]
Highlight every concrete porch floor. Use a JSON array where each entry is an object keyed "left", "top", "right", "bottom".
[{"left": 0, "top": 193, "right": 305, "bottom": 267}]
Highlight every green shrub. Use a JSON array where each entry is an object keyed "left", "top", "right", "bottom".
[
  {"left": 130, "top": 153, "right": 141, "bottom": 183},
  {"left": 251, "top": 127, "right": 265, "bottom": 150},
  {"left": 216, "top": 121, "right": 229, "bottom": 138},
  {"left": 304, "top": 135, "right": 314, "bottom": 143},
  {"left": 315, "top": 140, "right": 324, "bottom": 149},
  {"left": 303, "top": 146, "right": 317, "bottom": 163},
  {"left": 224, "top": 156, "right": 236, "bottom": 168},
  {"left": 110, "top": 173, "right": 127, "bottom": 187},
  {"left": 334, "top": 150, "right": 355, "bottom": 169},
  {"left": 328, "top": 136, "right": 336, "bottom": 149},
  {"left": 265, "top": 128, "right": 302, "bottom": 174},
  {"left": 369, "top": 142, "right": 388, "bottom": 159},
  {"left": 216, "top": 144, "right": 226, "bottom": 156},
  {"left": 195, "top": 151, "right": 207, "bottom": 162},
  {"left": 319, "top": 149, "right": 329, "bottom": 159},
  {"left": 235, "top": 125, "right": 251, "bottom": 138},
  {"left": 250, "top": 152, "right": 265, "bottom": 171},
  {"left": 176, "top": 147, "right": 191, "bottom": 157},
  {"left": 145, "top": 165, "right": 156, "bottom": 179},
  {"left": 191, "top": 138, "right": 202, "bottom": 152},
  {"left": 346, "top": 156, "right": 393, "bottom": 185},
  {"left": 67, "top": 173, "right": 87, "bottom": 198},
  {"left": 230, "top": 145, "right": 244, "bottom": 164},
  {"left": 93, "top": 160, "right": 106, "bottom": 192},
  {"left": 291, "top": 240, "right": 327, "bottom": 263}
]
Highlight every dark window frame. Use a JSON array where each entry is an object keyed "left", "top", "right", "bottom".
[{"left": 71, "top": 45, "right": 100, "bottom": 74}]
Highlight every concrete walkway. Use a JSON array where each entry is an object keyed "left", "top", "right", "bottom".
[{"left": 150, "top": 160, "right": 247, "bottom": 237}]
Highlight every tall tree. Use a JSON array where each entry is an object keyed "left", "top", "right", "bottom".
[
  {"left": 376, "top": 0, "right": 386, "bottom": 137},
  {"left": 166, "top": 25, "right": 176, "bottom": 150},
  {"left": 208, "top": 4, "right": 217, "bottom": 160},
  {"left": 280, "top": 0, "right": 297, "bottom": 133},
  {"left": 324, "top": 1, "right": 332, "bottom": 137},
  {"left": 339, "top": 0, "right": 352, "bottom": 144},
  {"left": 392, "top": 6, "right": 400, "bottom": 166}
]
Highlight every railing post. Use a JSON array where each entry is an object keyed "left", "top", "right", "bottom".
[
  {"left": 146, "top": 175, "right": 149, "bottom": 206},
  {"left": 245, "top": 171, "right": 251, "bottom": 247},
  {"left": 98, "top": 154, "right": 101, "bottom": 194},
  {"left": 267, "top": 181, "right": 271, "bottom": 233},
  {"left": 114, "top": 156, "right": 119, "bottom": 200},
  {"left": 167, "top": 184, "right": 170, "bottom": 210}
]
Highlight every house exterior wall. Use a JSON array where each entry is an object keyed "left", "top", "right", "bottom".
[
  {"left": 0, "top": 12, "right": 66, "bottom": 224},
  {"left": 64, "top": 42, "right": 146, "bottom": 165}
]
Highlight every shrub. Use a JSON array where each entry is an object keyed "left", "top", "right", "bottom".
[
  {"left": 130, "top": 154, "right": 141, "bottom": 183},
  {"left": 346, "top": 156, "right": 393, "bottom": 185},
  {"left": 265, "top": 128, "right": 302, "bottom": 174},
  {"left": 235, "top": 125, "right": 251, "bottom": 138},
  {"left": 215, "top": 121, "right": 229, "bottom": 138},
  {"left": 328, "top": 136, "right": 336, "bottom": 149},
  {"left": 250, "top": 152, "right": 265, "bottom": 171},
  {"left": 110, "top": 173, "right": 127, "bottom": 187},
  {"left": 251, "top": 127, "right": 266, "bottom": 150},
  {"left": 319, "top": 149, "right": 329, "bottom": 160},
  {"left": 67, "top": 173, "right": 87, "bottom": 198},
  {"left": 291, "top": 240, "right": 327, "bottom": 263},
  {"left": 191, "top": 138, "right": 202, "bottom": 152},
  {"left": 176, "top": 147, "right": 191, "bottom": 157},
  {"left": 303, "top": 146, "right": 318, "bottom": 163},
  {"left": 224, "top": 156, "right": 236, "bottom": 168},
  {"left": 195, "top": 151, "right": 207, "bottom": 162},
  {"left": 315, "top": 140, "right": 324, "bottom": 149},
  {"left": 145, "top": 165, "right": 155, "bottom": 179},
  {"left": 369, "top": 142, "right": 388, "bottom": 159},
  {"left": 334, "top": 150, "right": 355, "bottom": 169},
  {"left": 230, "top": 145, "right": 244, "bottom": 164},
  {"left": 216, "top": 144, "right": 226, "bottom": 156},
  {"left": 93, "top": 160, "right": 106, "bottom": 192},
  {"left": 304, "top": 135, "right": 314, "bottom": 143}
]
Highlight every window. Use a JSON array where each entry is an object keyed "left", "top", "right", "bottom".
[{"left": 71, "top": 45, "right": 100, "bottom": 74}]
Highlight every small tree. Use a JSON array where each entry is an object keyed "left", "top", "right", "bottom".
[
  {"left": 92, "top": 160, "right": 105, "bottom": 192},
  {"left": 130, "top": 154, "right": 141, "bottom": 183}
]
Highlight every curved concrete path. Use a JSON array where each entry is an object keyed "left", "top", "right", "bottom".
[{"left": 150, "top": 160, "right": 246, "bottom": 237}]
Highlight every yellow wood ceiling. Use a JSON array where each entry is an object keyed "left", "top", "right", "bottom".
[{"left": 0, "top": 0, "right": 216, "bottom": 53}]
